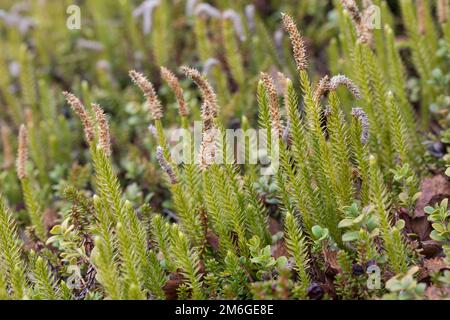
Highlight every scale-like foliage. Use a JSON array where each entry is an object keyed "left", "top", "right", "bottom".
[{"left": 283, "top": 212, "right": 310, "bottom": 297}]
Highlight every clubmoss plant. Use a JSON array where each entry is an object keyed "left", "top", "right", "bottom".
[{"left": 0, "top": 1, "right": 448, "bottom": 301}]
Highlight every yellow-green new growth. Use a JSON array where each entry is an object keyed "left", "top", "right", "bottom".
[
  {"left": 16, "top": 124, "right": 46, "bottom": 240},
  {"left": 340, "top": 0, "right": 371, "bottom": 43},
  {"left": 328, "top": 75, "right": 361, "bottom": 100},
  {"left": 156, "top": 146, "right": 178, "bottom": 185},
  {"left": 160, "top": 66, "right": 189, "bottom": 117}
]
